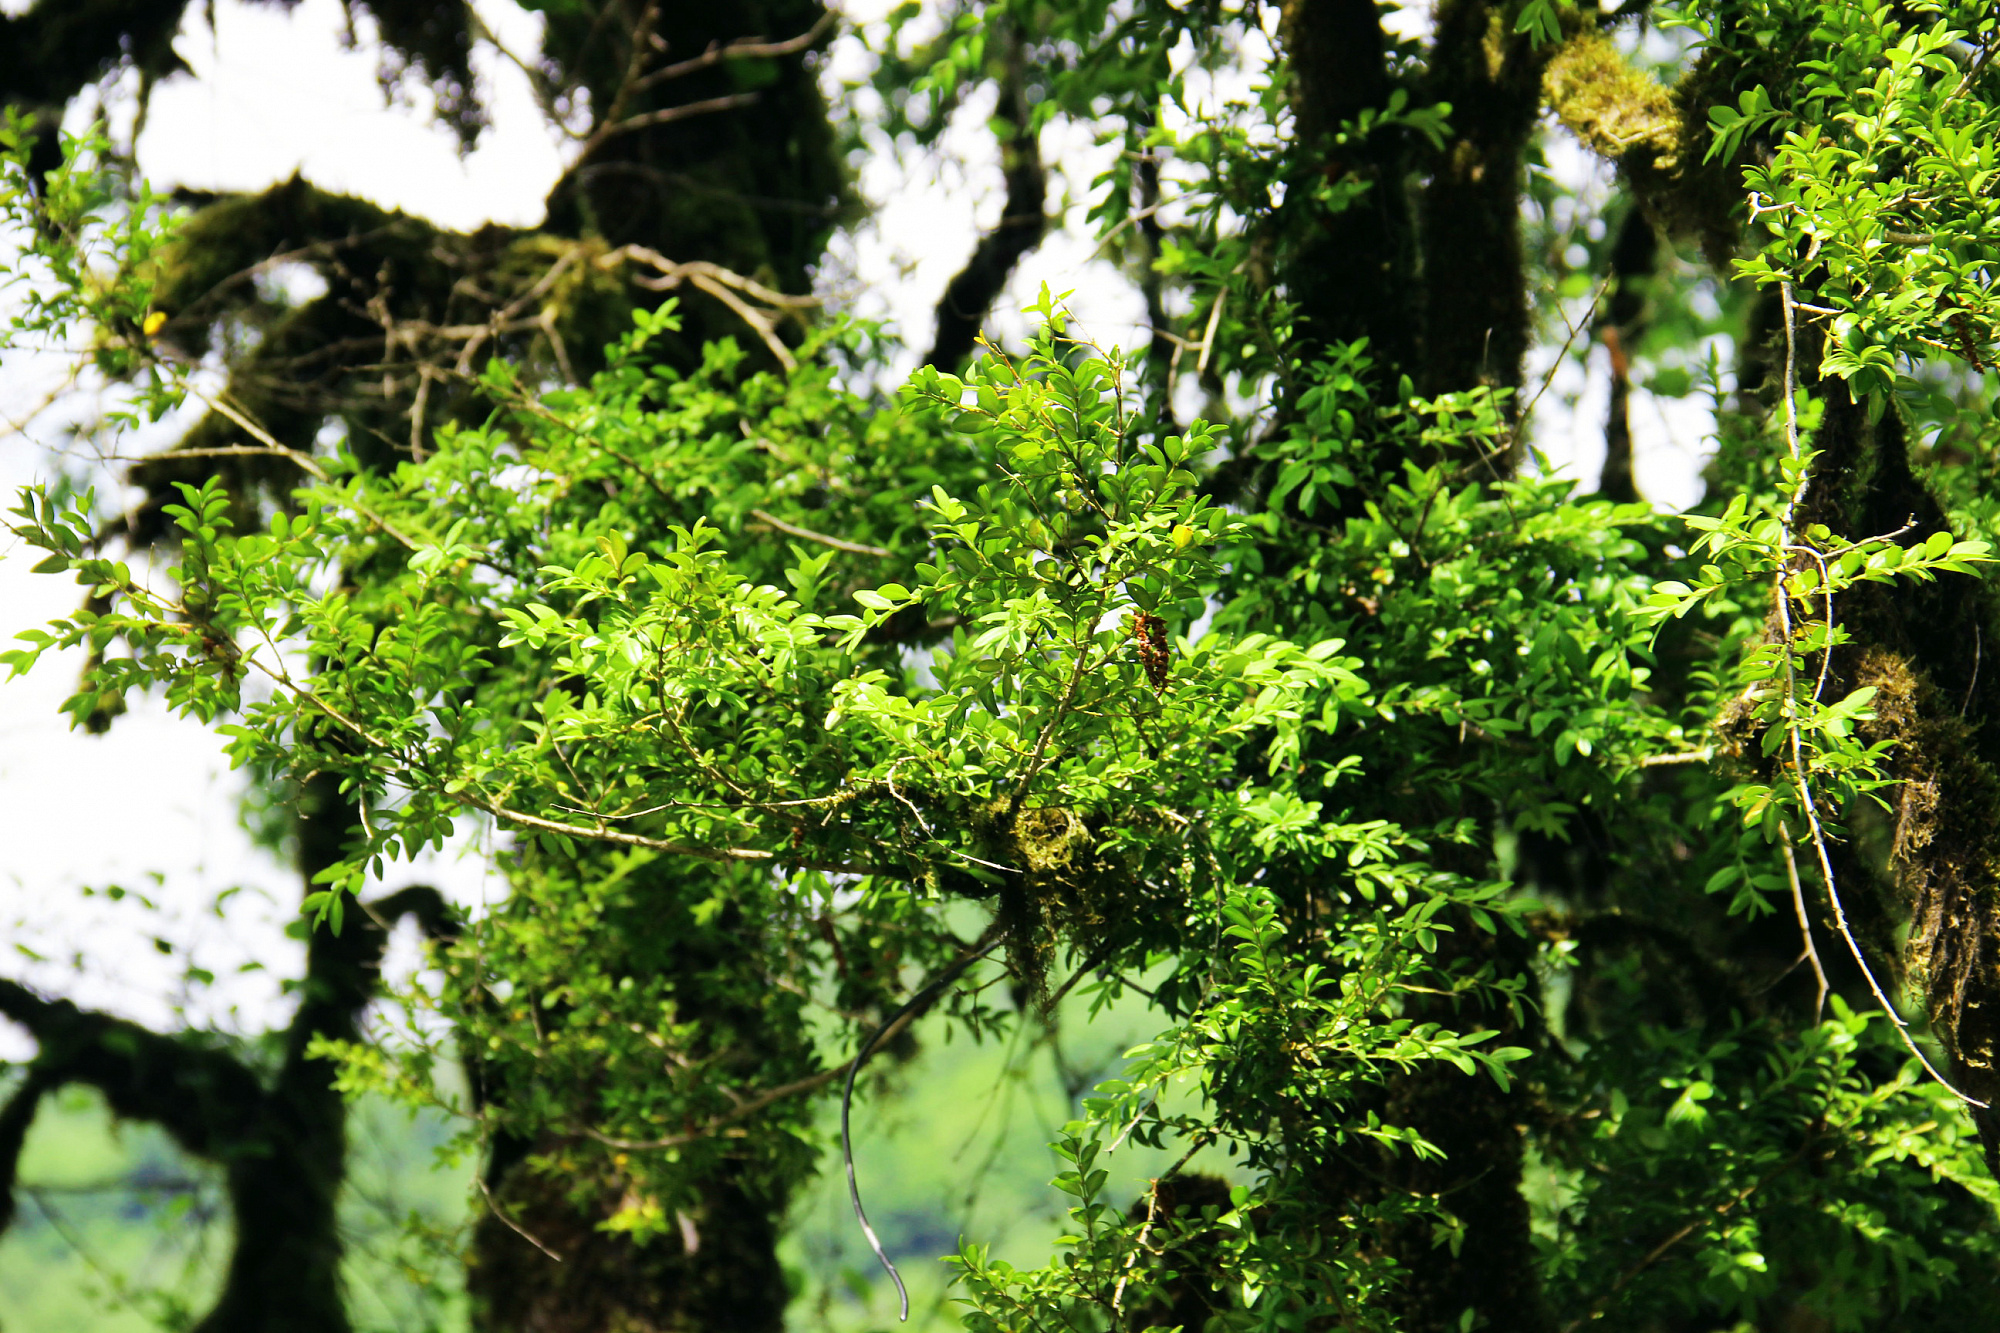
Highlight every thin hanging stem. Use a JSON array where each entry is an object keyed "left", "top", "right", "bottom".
[
  {"left": 841, "top": 926, "right": 1005, "bottom": 1320},
  {"left": 1773, "top": 282, "right": 1984, "bottom": 1108},
  {"left": 1778, "top": 828, "right": 1830, "bottom": 1018}
]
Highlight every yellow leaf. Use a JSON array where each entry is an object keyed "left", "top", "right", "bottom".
[{"left": 142, "top": 310, "right": 167, "bottom": 337}]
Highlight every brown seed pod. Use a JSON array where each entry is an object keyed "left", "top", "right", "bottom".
[{"left": 1130, "top": 611, "right": 1170, "bottom": 690}]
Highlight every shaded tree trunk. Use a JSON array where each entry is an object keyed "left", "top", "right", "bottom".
[
  {"left": 1784, "top": 364, "right": 2000, "bottom": 1169},
  {"left": 1596, "top": 207, "right": 1658, "bottom": 505},
  {"left": 0, "top": 774, "right": 450, "bottom": 1333},
  {"left": 1418, "top": 0, "right": 1547, "bottom": 397},
  {"left": 1261, "top": 7, "right": 1554, "bottom": 1330},
  {"left": 469, "top": 1164, "right": 790, "bottom": 1333},
  {"left": 1276, "top": 0, "right": 1419, "bottom": 377},
  {"left": 924, "top": 19, "right": 1049, "bottom": 371},
  {"left": 459, "top": 861, "right": 813, "bottom": 1333}
]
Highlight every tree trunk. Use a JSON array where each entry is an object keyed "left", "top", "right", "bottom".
[
  {"left": 469, "top": 1162, "right": 790, "bottom": 1333},
  {"left": 1786, "top": 368, "right": 2000, "bottom": 1167},
  {"left": 1276, "top": 0, "right": 1419, "bottom": 376},
  {"left": 1418, "top": 0, "right": 1546, "bottom": 397},
  {"left": 0, "top": 774, "right": 449, "bottom": 1332},
  {"left": 1263, "top": 8, "right": 1554, "bottom": 1329}
]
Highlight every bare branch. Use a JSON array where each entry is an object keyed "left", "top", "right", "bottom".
[
  {"left": 611, "top": 247, "right": 815, "bottom": 370},
  {"left": 746, "top": 508, "right": 890, "bottom": 557},
  {"left": 1774, "top": 282, "right": 1983, "bottom": 1107},
  {"left": 600, "top": 92, "right": 761, "bottom": 139},
  {"left": 1779, "top": 829, "right": 1831, "bottom": 1018},
  {"left": 1632, "top": 746, "right": 1715, "bottom": 768},
  {"left": 477, "top": 1173, "right": 564, "bottom": 1264},
  {"left": 842, "top": 923, "right": 1007, "bottom": 1320},
  {"left": 188, "top": 388, "right": 425, "bottom": 552},
  {"left": 462, "top": 791, "right": 888, "bottom": 878},
  {"left": 634, "top": 12, "right": 838, "bottom": 90},
  {"left": 580, "top": 1068, "right": 842, "bottom": 1152}
]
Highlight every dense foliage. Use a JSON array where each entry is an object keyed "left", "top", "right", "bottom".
[{"left": 10, "top": 1, "right": 2000, "bottom": 1331}]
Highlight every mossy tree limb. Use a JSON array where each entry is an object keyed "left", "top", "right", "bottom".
[{"left": 1785, "top": 379, "right": 2000, "bottom": 1165}]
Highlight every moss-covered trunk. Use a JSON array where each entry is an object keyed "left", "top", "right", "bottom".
[
  {"left": 1785, "top": 371, "right": 2000, "bottom": 1164},
  {"left": 468, "top": 1161, "right": 790, "bottom": 1333},
  {"left": 1267, "top": 6, "right": 1553, "bottom": 1329}
]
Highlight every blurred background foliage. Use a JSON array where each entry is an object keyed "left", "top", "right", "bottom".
[{"left": 4, "top": 982, "right": 1206, "bottom": 1333}]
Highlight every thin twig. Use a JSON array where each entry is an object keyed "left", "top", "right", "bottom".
[
  {"left": 580, "top": 1068, "right": 846, "bottom": 1150},
  {"left": 1962, "top": 623, "right": 1981, "bottom": 718},
  {"left": 1778, "top": 828, "right": 1831, "bottom": 1018},
  {"left": 611, "top": 248, "right": 820, "bottom": 310},
  {"left": 881, "top": 757, "right": 935, "bottom": 837},
  {"left": 1945, "top": 35, "right": 1999, "bottom": 107},
  {"left": 747, "top": 508, "right": 891, "bottom": 557},
  {"left": 1043, "top": 937, "right": 1121, "bottom": 1010},
  {"left": 1194, "top": 286, "right": 1226, "bottom": 379},
  {"left": 0, "top": 366, "right": 81, "bottom": 441},
  {"left": 1086, "top": 199, "right": 1171, "bottom": 264},
  {"left": 1519, "top": 272, "right": 1616, "bottom": 429},
  {"left": 600, "top": 92, "right": 761, "bottom": 138},
  {"left": 843, "top": 925, "right": 1006, "bottom": 1322},
  {"left": 1632, "top": 746, "right": 1715, "bottom": 768},
  {"left": 408, "top": 365, "right": 433, "bottom": 462},
  {"left": 1773, "top": 282, "right": 1984, "bottom": 1107},
  {"left": 613, "top": 248, "right": 813, "bottom": 371},
  {"left": 572, "top": 1, "right": 663, "bottom": 157},
  {"left": 1110, "top": 1138, "right": 1209, "bottom": 1314},
  {"left": 191, "top": 388, "right": 425, "bottom": 552},
  {"left": 475, "top": 1173, "right": 563, "bottom": 1263},
  {"left": 633, "top": 12, "right": 836, "bottom": 90},
  {"left": 1007, "top": 631, "right": 1101, "bottom": 819},
  {"left": 462, "top": 792, "right": 870, "bottom": 875},
  {"left": 686, "top": 271, "right": 798, "bottom": 371}
]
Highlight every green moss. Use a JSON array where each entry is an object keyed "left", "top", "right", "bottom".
[
  {"left": 954, "top": 800, "right": 1148, "bottom": 1005},
  {"left": 1543, "top": 33, "right": 1680, "bottom": 168},
  {"left": 1543, "top": 34, "right": 1747, "bottom": 264}
]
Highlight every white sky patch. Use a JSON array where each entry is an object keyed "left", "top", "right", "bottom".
[
  {"left": 1524, "top": 134, "right": 1715, "bottom": 510},
  {"left": 0, "top": 478, "right": 504, "bottom": 1059},
  {"left": 137, "top": 0, "right": 561, "bottom": 229}
]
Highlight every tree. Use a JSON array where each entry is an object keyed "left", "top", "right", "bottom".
[
  {"left": 11, "top": 1, "right": 2000, "bottom": 1332},
  {"left": 0, "top": 2, "right": 1033, "bottom": 1327}
]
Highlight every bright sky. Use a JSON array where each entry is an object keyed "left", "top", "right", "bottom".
[{"left": 0, "top": 0, "right": 1713, "bottom": 1059}]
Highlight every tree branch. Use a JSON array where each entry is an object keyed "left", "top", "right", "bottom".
[
  {"left": 746, "top": 508, "right": 891, "bottom": 557},
  {"left": 0, "top": 981, "right": 267, "bottom": 1157},
  {"left": 0, "top": 1065, "right": 58, "bottom": 1234}
]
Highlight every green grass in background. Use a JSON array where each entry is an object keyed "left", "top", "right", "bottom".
[
  {"left": 786, "top": 977, "right": 1233, "bottom": 1333},
  {"left": 1, "top": 980, "right": 1225, "bottom": 1332},
  {"left": 0, "top": 1084, "right": 470, "bottom": 1333}
]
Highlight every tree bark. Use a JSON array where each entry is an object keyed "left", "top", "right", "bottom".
[
  {"left": 468, "top": 1163, "right": 789, "bottom": 1333},
  {"left": 1596, "top": 207, "right": 1658, "bottom": 504},
  {"left": 1262, "top": 11, "right": 1556, "bottom": 1328},
  {"left": 1419, "top": 0, "right": 1547, "bottom": 397},
  {"left": 1785, "top": 370, "right": 2000, "bottom": 1168},
  {"left": 1276, "top": 0, "right": 1418, "bottom": 377}
]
